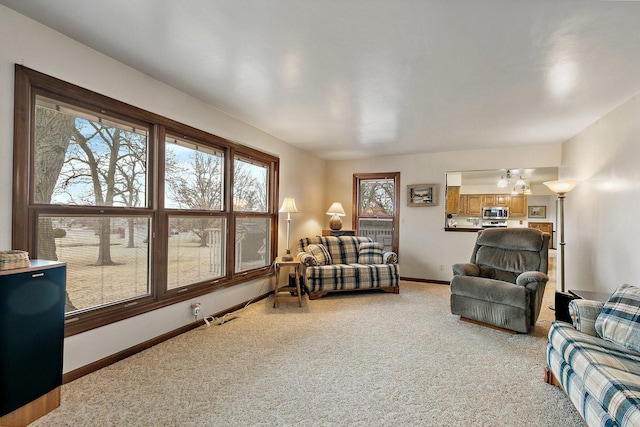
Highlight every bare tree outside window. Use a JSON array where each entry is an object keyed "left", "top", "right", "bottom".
[
  {"left": 34, "top": 106, "right": 75, "bottom": 261},
  {"left": 359, "top": 179, "right": 395, "bottom": 216},
  {"left": 15, "top": 67, "right": 279, "bottom": 334},
  {"left": 354, "top": 173, "right": 400, "bottom": 254},
  {"left": 33, "top": 97, "right": 150, "bottom": 313},
  {"left": 233, "top": 158, "right": 268, "bottom": 212}
]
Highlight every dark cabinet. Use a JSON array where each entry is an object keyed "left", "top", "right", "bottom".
[
  {"left": 0, "top": 260, "right": 66, "bottom": 424},
  {"left": 322, "top": 229, "right": 356, "bottom": 237}
]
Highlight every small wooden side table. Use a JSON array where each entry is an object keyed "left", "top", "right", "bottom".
[{"left": 273, "top": 257, "right": 302, "bottom": 308}]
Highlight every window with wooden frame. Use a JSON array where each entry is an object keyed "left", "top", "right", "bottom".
[
  {"left": 353, "top": 172, "right": 400, "bottom": 254},
  {"left": 12, "top": 65, "right": 279, "bottom": 336}
]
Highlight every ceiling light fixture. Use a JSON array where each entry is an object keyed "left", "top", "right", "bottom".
[{"left": 498, "top": 169, "right": 527, "bottom": 190}]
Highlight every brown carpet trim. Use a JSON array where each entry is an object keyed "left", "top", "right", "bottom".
[
  {"left": 401, "top": 276, "right": 450, "bottom": 285},
  {"left": 62, "top": 292, "right": 271, "bottom": 384}
]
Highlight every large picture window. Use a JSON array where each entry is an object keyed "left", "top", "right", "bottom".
[{"left": 13, "top": 65, "right": 279, "bottom": 335}]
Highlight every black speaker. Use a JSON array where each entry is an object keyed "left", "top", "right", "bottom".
[{"left": 555, "top": 291, "right": 578, "bottom": 323}]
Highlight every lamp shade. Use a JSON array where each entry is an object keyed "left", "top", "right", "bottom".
[
  {"left": 326, "top": 202, "right": 346, "bottom": 216},
  {"left": 543, "top": 180, "right": 577, "bottom": 195},
  {"left": 279, "top": 197, "right": 299, "bottom": 213}
]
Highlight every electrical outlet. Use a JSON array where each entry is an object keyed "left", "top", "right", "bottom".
[{"left": 191, "top": 302, "right": 201, "bottom": 317}]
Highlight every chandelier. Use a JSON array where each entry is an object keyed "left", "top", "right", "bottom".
[{"left": 497, "top": 169, "right": 530, "bottom": 194}]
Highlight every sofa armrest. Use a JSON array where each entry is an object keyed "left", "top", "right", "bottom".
[
  {"left": 516, "top": 271, "right": 548, "bottom": 288},
  {"left": 452, "top": 263, "right": 479, "bottom": 277},
  {"left": 296, "top": 252, "right": 319, "bottom": 267},
  {"left": 382, "top": 251, "right": 398, "bottom": 264},
  {"left": 568, "top": 299, "right": 604, "bottom": 337}
]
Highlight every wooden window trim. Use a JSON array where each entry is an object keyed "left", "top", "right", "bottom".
[
  {"left": 352, "top": 172, "right": 400, "bottom": 255},
  {"left": 12, "top": 65, "right": 279, "bottom": 336}
]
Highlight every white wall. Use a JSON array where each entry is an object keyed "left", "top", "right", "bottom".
[
  {"left": 0, "top": 6, "right": 325, "bottom": 373},
  {"left": 562, "top": 92, "right": 640, "bottom": 293},
  {"left": 326, "top": 144, "right": 561, "bottom": 281}
]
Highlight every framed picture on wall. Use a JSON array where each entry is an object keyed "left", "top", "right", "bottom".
[
  {"left": 528, "top": 205, "right": 546, "bottom": 218},
  {"left": 407, "top": 184, "right": 438, "bottom": 207}
]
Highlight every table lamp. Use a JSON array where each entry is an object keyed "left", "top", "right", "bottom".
[{"left": 326, "top": 202, "right": 346, "bottom": 231}]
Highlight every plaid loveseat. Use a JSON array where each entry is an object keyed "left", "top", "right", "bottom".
[
  {"left": 295, "top": 236, "right": 399, "bottom": 300},
  {"left": 546, "top": 295, "right": 640, "bottom": 426}
]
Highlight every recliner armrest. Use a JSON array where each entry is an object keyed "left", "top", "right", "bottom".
[
  {"left": 452, "top": 263, "right": 479, "bottom": 277},
  {"left": 516, "top": 271, "right": 548, "bottom": 287}
]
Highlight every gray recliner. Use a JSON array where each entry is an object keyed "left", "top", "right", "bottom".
[{"left": 450, "top": 228, "right": 550, "bottom": 333}]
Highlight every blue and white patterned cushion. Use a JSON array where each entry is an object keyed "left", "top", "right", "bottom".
[
  {"left": 358, "top": 242, "right": 383, "bottom": 264},
  {"left": 569, "top": 299, "right": 604, "bottom": 337},
  {"left": 595, "top": 284, "right": 640, "bottom": 353},
  {"left": 306, "top": 244, "right": 332, "bottom": 266},
  {"left": 547, "top": 321, "right": 639, "bottom": 426}
]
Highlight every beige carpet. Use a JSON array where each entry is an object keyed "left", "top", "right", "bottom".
[{"left": 33, "top": 280, "right": 582, "bottom": 426}]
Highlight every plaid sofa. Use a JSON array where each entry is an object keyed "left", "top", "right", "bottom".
[
  {"left": 546, "top": 299, "right": 640, "bottom": 426},
  {"left": 295, "top": 236, "right": 399, "bottom": 300}
]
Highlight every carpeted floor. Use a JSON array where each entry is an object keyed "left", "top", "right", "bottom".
[{"left": 32, "top": 279, "right": 582, "bottom": 426}]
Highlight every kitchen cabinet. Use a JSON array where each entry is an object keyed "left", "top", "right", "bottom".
[
  {"left": 456, "top": 193, "right": 525, "bottom": 216},
  {"left": 457, "top": 193, "right": 510, "bottom": 215},
  {"left": 495, "top": 194, "right": 509, "bottom": 207},
  {"left": 509, "top": 194, "right": 527, "bottom": 216},
  {"left": 458, "top": 194, "right": 466, "bottom": 215},
  {"left": 529, "top": 222, "right": 554, "bottom": 248},
  {"left": 446, "top": 186, "right": 460, "bottom": 214},
  {"left": 465, "top": 195, "right": 484, "bottom": 216},
  {"left": 445, "top": 186, "right": 460, "bottom": 214},
  {"left": 480, "top": 194, "right": 509, "bottom": 208},
  {"left": 0, "top": 260, "right": 66, "bottom": 426}
]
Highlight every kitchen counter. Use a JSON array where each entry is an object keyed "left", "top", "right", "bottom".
[
  {"left": 445, "top": 227, "right": 483, "bottom": 232},
  {"left": 445, "top": 226, "right": 515, "bottom": 232}
]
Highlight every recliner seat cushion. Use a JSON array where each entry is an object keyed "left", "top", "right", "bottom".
[{"left": 451, "top": 276, "right": 528, "bottom": 309}]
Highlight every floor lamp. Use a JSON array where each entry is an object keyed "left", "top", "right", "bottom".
[
  {"left": 278, "top": 197, "right": 299, "bottom": 261},
  {"left": 544, "top": 180, "right": 576, "bottom": 321}
]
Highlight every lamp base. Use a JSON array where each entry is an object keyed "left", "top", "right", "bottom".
[
  {"left": 329, "top": 215, "right": 343, "bottom": 231},
  {"left": 281, "top": 249, "right": 293, "bottom": 262}
]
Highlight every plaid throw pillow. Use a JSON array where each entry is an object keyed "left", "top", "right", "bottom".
[
  {"left": 306, "top": 244, "right": 332, "bottom": 265},
  {"left": 569, "top": 299, "right": 604, "bottom": 337},
  {"left": 358, "top": 242, "right": 383, "bottom": 264},
  {"left": 595, "top": 284, "right": 640, "bottom": 352}
]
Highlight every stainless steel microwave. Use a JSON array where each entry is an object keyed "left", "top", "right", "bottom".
[{"left": 482, "top": 207, "right": 509, "bottom": 220}]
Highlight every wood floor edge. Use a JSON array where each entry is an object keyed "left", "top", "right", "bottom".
[
  {"left": 401, "top": 276, "right": 450, "bottom": 285},
  {"left": 0, "top": 387, "right": 60, "bottom": 427},
  {"left": 63, "top": 292, "right": 271, "bottom": 384}
]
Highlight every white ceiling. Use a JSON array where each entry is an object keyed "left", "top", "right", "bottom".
[{"left": 3, "top": 0, "right": 640, "bottom": 160}]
